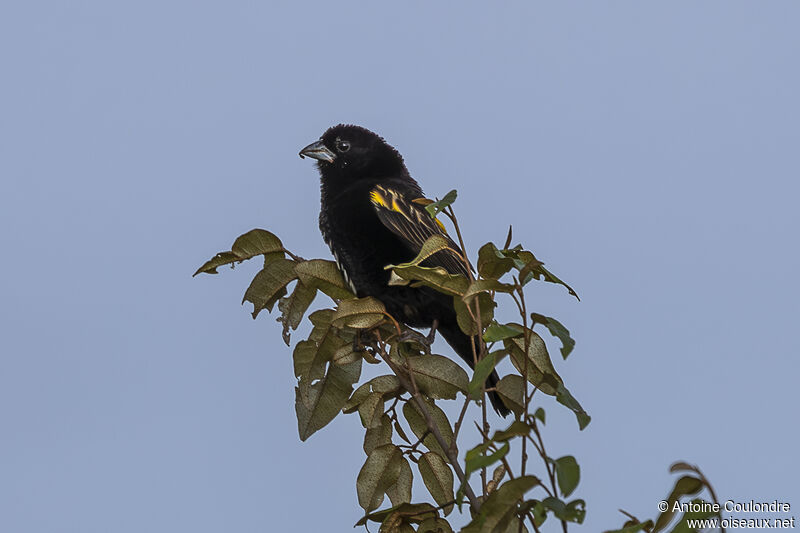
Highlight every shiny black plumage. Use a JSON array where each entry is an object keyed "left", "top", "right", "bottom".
[{"left": 301, "top": 124, "right": 510, "bottom": 417}]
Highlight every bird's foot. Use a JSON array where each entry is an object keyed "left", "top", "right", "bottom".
[
  {"left": 353, "top": 329, "right": 378, "bottom": 353},
  {"left": 395, "top": 328, "right": 433, "bottom": 355},
  {"left": 426, "top": 319, "right": 439, "bottom": 345}
]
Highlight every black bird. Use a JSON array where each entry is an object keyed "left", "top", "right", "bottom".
[{"left": 300, "top": 124, "right": 510, "bottom": 417}]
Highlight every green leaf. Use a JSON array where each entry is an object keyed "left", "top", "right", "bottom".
[
  {"left": 381, "top": 522, "right": 415, "bottom": 533},
  {"left": 193, "top": 229, "right": 285, "bottom": 275},
  {"left": 494, "top": 375, "right": 525, "bottom": 416},
  {"left": 476, "top": 243, "right": 580, "bottom": 300},
  {"left": 468, "top": 350, "right": 506, "bottom": 400},
  {"left": 502, "top": 331, "right": 590, "bottom": 428},
  {"left": 242, "top": 258, "right": 297, "bottom": 318},
  {"left": 418, "top": 452, "right": 455, "bottom": 515},
  {"left": 462, "top": 476, "right": 539, "bottom": 533},
  {"left": 541, "top": 496, "right": 584, "bottom": 523},
  {"left": 345, "top": 375, "right": 402, "bottom": 413},
  {"left": 381, "top": 503, "right": 440, "bottom": 530},
  {"left": 555, "top": 383, "right": 591, "bottom": 430},
  {"left": 491, "top": 421, "right": 531, "bottom": 442},
  {"left": 193, "top": 251, "right": 239, "bottom": 276},
  {"left": 531, "top": 500, "right": 547, "bottom": 527},
  {"left": 355, "top": 503, "right": 438, "bottom": 527},
  {"left": 483, "top": 322, "right": 524, "bottom": 343},
  {"left": 358, "top": 393, "right": 386, "bottom": 429},
  {"left": 462, "top": 279, "right": 514, "bottom": 302},
  {"left": 397, "top": 234, "right": 459, "bottom": 268},
  {"left": 387, "top": 264, "right": 469, "bottom": 297},
  {"left": 231, "top": 229, "right": 285, "bottom": 258},
  {"left": 292, "top": 313, "right": 350, "bottom": 383},
  {"left": 277, "top": 281, "right": 317, "bottom": 344},
  {"left": 386, "top": 455, "right": 413, "bottom": 507},
  {"left": 356, "top": 444, "right": 404, "bottom": 513},
  {"left": 295, "top": 259, "right": 355, "bottom": 300},
  {"left": 331, "top": 296, "right": 386, "bottom": 329},
  {"left": 307, "top": 308, "right": 334, "bottom": 330},
  {"left": 477, "top": 243, "right": 516, "bottom": 280},
  {"left": 364, "top": 415, "right": 394, "bottom": 455},
  {"left": 604, "top": 521, "right": 655, "bottom": 533},
  {"left": 531, "top": 313, "right": 575, "bottom": 360},
  {"left": 332, "top": 343, "right": 361, "bottom": 366},
  {"left": 464, "top": 442, "right": 509, "bottom": 481},
  {"left": 534, "top": 407, "right": 546, "bottom": 425},
  {"left": 424, "top": 189, "right": 458, "bottom": 218},
  {"left": 417, "top": 517, "right": 454, "bottom": 533},
  {"left": 554, "top": 456, "right": 580, "bottom": 497},
  {"left": 293, "top": 337, "right": 336, "bottom": 383},
  {"left": 497, "top": 517, "right": 529, "bottom": 533},
  {"left": 406, "top": 355, "right": 469, "bottom": 400},
  {"left": 564, "top": 499, "right": 587, "bottom": 524},
  {"left": 295, "top": 357, "right": 361, "bottom": 441},
  {"left": 402, "top": 399, "right": 454, "bottom": 461},
  {"left": 458, "top": 296, "right": 495, "bottom": 339},
  {"left": 521, "top": 260, "right": 579, "bottom": 300},
  {"left": 504, "top": 330, "right": 562, "bottom": 395},
  {"left": 458, "top": 442, "right": 511, "bottom": 505},
  {"left": 669, "top": 462, "right": 698, "bottom": 474},
  {"left": 670, "top": 499, "right": 721, "bottom": 533},
  {"left": 453, "top": 291, "right": 495, "bottom": 336},
  {"left": 652, "top": 476, "right": 705, "bottom": 532}
]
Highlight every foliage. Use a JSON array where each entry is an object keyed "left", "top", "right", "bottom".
[{"left": 196, "top": 193, "right": 722, "bottom": 532}]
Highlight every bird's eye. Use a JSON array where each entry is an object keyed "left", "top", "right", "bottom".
[{"left": 336, "top": 140, "right": 351, "bottom": 153}]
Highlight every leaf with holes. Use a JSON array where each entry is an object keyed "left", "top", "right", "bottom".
[
  {"left": 193, "top": 228, "right": 285, "bottom": 276},
  {"left": 277, "top": 280, "right": 317, "bottom": 344},
  {"left": 531, "top": 313, "right": 575, "bottom": 360}
]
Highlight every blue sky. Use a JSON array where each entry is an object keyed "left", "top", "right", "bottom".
[{"left": 1, "top": 2, "right": 798, "bottom": 531}]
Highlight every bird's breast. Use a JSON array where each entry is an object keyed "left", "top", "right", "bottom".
[{"left": 319, "top": 192, "right": 408, "bottom": 296}]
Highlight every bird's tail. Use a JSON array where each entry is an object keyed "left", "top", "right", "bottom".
[{"left": 438, "top": 320, "right": 511, "bottom": 417}]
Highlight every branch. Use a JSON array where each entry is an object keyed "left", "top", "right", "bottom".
[{"left": 384, "top": 357, "right": 482, "bottom": 513}]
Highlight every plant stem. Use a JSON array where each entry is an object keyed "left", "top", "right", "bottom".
[{"left": 384, "top": 357, "right": 482, "bottom": 513}]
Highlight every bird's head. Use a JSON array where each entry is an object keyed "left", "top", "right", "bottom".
[{"left": 299, "top": 124, "right": 407, "bottom": 181}]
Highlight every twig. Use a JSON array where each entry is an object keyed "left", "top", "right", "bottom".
[
  {"left": 530, "top": 420, "right": 567, "bottom": 532},
  {"left": 452, "top": 395, "right": 472, "bottom": 441},
  {"left": 383, "top": 357, "right": 482, "bottom": 513}
]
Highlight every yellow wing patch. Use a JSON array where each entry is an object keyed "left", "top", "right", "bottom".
[
  {"left": 369, "top": 189, "right": 388, "bottom": 208},
  {"left": 371, "top": 186, "right": 448, "bottom": 233}
]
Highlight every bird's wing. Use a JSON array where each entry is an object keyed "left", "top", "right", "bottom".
[{"left": 369, "top": 185, "right": 470, "bottom": 277}]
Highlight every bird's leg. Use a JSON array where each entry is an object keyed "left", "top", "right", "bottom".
[
  {"left": 353, "top": 330, "right": 364, "bottom": 353},
  {"left": 395, "top": 328, "right": 432, "bottom": 355},
  {"left": 353, "top": 328, "right": 378, "bottom": 353},
  {"left": 426, "top": 319, "right": 439, "bottom": 346}
]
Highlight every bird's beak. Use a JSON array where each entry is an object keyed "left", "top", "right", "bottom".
[{"left": 299, "top": 140, "right": 336, "bottom": 163}]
